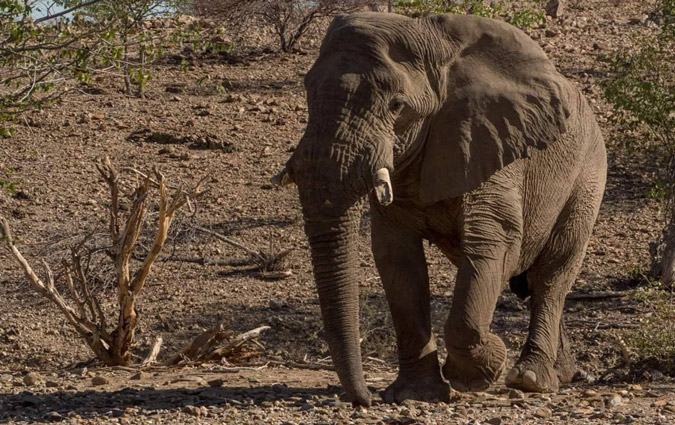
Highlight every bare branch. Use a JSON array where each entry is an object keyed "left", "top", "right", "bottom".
[
  {"left": 1, "top": 159, "right": 195, "bottom": 366},
  {"left": 194, "top": 225, "right": 266, "bottom": 261},
  {"left": 34, "top": 0, "right": 108, "bottom": 24}
]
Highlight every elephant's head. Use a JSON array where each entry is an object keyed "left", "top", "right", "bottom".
[{"left": 273, "top": 12, "right": 570, "bottom": 406}]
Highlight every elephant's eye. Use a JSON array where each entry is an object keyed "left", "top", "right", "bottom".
[{"left": 389, "top": 98, "right": 405, "bottom": 114}]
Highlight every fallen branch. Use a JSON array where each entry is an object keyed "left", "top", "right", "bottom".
[
  {"left": 266, "top": 360, "right": 335, "bottom": 371},
  {"left": 194, "top": 225, "right": 266, "bottom": 261},
  {"left": 169, "top": 321, "right": 230, "bottom": 365},
  {"left": 566, "top": 291, "right": 627, "bottom": 301},
  {"left": 193, "top": 226, "right": 293, "bottom": 277},
  {"left": 131, "top": 253, "right": 253, "bottom": 267},
  {"left": 170, "top": 324, "right": 270, "bottom": 365},
  {"left": 566, "top": 320, "right": 640, "bottom": 330},
  {"left": 209, "top": 325, "right": 271, "bottom": 359},
  {"left": 210, "top": 362, "right": 270, "bottom": 373}
]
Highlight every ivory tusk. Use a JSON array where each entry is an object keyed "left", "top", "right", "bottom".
[
  {"left": 271, "top": 168, "right": 294, "bottom": 186},
  {"left": 373, "top": 168, "right": 393, "bottom": 206}
]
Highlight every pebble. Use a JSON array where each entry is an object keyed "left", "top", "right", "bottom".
[
  {"left": 508, "top": 389, "right": 525, "bottom": 399},
  {"left": 23, "top": 371, "right": 41, "bottom": 386},
  {"left": 607, "top": 394, "right": 623, "bottom": 408},
  {"left": 534, "top": 407, "right": 553, "bottom": 418},
  {"left": 269, "top": 298, "right": 285, "bottom": 311},
  {"left": 44, "top": 411, "right": 64, "bottom": 421},
  {"left": 487, "top": 417, "right": 503, "bottom": 425},
  {"left": 208, "top": 378, "right": 224, "bottom": 387},
  {"left": 131, "top": 372, "right": 148, "bottom": 380},
  {"left": 183, "top": 405, "right": 202, "bottom": 417},
  {"left": 92, "top": 376, "right": 109, "bottom": 386}
]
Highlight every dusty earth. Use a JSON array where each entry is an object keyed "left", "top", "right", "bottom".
[{"left": 1, "top": 0, "right": 674, "bottom": 424}]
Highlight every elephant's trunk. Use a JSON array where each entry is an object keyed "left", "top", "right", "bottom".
[{"left": 304, "top": 202, "right": 371, "bottom": 407}]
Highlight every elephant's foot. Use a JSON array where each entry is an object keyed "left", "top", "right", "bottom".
[
  {"left": 554, "top": 322, "right": 577, "bottom": 384},
  {"left": 382, "top": 353, "right": 450, "bottom": 404},
  {"left": 443, "top": 333, "right": 507, "bottom": 392},
  {"left": 382, "top": 373, "right": 450, "bottom": 404},
  {"left": 505, "top": 356, "right": 559, "bottom": 393},
  {"left": 554, "top": 348, "right": 577, "bottom": 384}
]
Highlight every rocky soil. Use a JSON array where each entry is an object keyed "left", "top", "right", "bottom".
[{"left": 1, "top": 0, "right": 674, "bottom": 424}]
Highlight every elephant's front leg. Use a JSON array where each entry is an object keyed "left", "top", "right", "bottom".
[
  {"left": 443, "top": 247, "right": 512, "bottom": 392},
  {"left": 371, "top": 205, "right": 450, "bottom": 404}
]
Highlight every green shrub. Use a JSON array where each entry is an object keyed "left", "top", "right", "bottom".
[
  {"left": 605, "top": 0, "right": 675, "bottom": 371},
  {"left": 603, "top": 0, "right": 674, "bottom": 156},
  {"left": 626, "top": 287, "right": 675, "bottom": 374},
  {"left": 0, "top": 168, "right": 18, "bottom": 195},
  {"left": 508, "top": 7, "right": 544, "bottom": 29}
]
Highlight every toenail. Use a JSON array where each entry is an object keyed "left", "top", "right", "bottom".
[
  {"left": 523, "top": 370, "right": 537, "bottom": 384},
  {"left": 506, "top": 368, "right": 520, "bottom": 383}
]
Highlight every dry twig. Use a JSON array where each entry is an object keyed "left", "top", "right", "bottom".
[
  {"left": 194, "top": 225, "right": 293, "bottom": 277},
  {"left": 170, "top": 323, "right": 270, "bottom": 365},
  {"left": 1, "top": 157, "right": 202, "bottom": 366}
]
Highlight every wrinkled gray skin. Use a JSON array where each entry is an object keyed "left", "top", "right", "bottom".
[{"left": 275, "top": 12, "right": 606, "bottom": 406}]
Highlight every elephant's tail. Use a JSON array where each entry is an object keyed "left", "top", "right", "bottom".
[{"left": 509, "top": 270, "right": 530, "bottom": 300}]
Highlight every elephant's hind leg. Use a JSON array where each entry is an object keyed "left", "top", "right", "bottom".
[
  {"left": 371, "top": 205, "right": 450, "bottom": 404},
  {"left": 506, "top": 168, "right": 604, "bottom": 392}
]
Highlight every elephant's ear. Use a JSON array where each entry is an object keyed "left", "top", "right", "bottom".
[{"left": 419, "top": 15, "right": 571, "bottom": 203}]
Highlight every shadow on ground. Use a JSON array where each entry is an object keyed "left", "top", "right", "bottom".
[{"left": 0, "top": 384, "right": 337, "bottom": 422}]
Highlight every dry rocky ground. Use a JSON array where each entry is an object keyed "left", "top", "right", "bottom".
[{"left": 1, "top": 0, "right": 674, "bottom": 424}]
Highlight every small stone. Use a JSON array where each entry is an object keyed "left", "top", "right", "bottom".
[
  {"left": 509, "top": 389, "right": 525, "bottom": 399},
  {"left": 23, "top": 372, "right": 42, "bottom": 386},
  {"left": 534, "top": 407, "right": 553, "bottom": 418},
  {"left": 607, "top": 394, "right": 623, "bottom": 408},
  {"left": 583, "top": 389, "right": 598, "bottom": 397},
  {"left": 91, "top": 376, "right": 109, "bottom": 386},
  {"left": 130, "top": 372, "right": 147, "bottom": 380},
  {"left": 183, "top": 405, "right": 202, "bottom": 417},
  {"left": 614, "top": 413, "right": 628, "bottom": 422},
  {"left": 45, "top": 380, "right": 60, "bottom": 388},
  {"left": 650, "top": 370, "right": 665, "bottom": 381},
  {"left": 399, "top": 406, "right": 411, "bottom": 416},
  {"left": 269, "top": 299, "right": 284, "bottom": 311},
  {"left": 487, "top": 418, "right": 503, "bottom": 425},
  {"left": 545, "top": 0, "right": 564, "bottom": 17},
  {"left": 272, "top": 383, "right": 287, "bottom": 393},
  {"left": 44, "top": 411, "right": 64, "bottom": 422},
  {"left": 208, "top": 378, "right": 224, "bottom": 388},
  {"left": 545, "top": 28, "right": 559, "bottom": 37},
  {"left": 300, "top": 403, "right": 315, "bottom": 411}
]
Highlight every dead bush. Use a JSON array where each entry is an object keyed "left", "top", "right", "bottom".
[
  {"left": 190, "top": 0, "right": 385, "bottom": 52},
  {"left": 0, "top": 158, "right": 203, "bottom": 366}
]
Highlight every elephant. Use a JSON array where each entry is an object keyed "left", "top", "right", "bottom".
[{"left": 272, "top": 12, "right": 606, "bottom": 406}]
